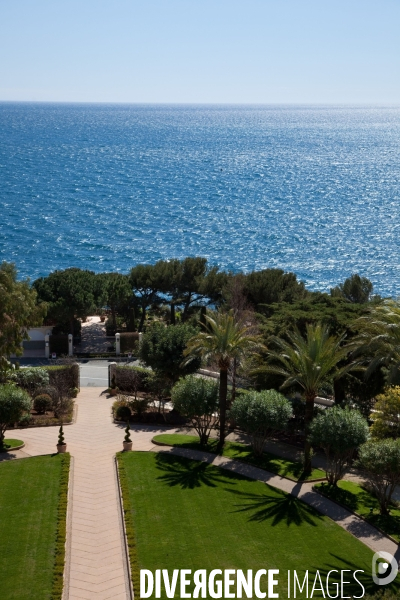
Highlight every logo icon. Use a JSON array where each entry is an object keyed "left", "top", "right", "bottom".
[{"left": 372, "top": 551, "right": 398, "bottom": 586}]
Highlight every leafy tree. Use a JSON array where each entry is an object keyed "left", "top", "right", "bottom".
[
  {"left": 262, "top": 323, "right": 356, "bottom": 473},
  {"left": 331, "top": 273, "right": 374, "bottom": 304},
  {"left": 229, "top": 390, "right": 292, "bottom": 456},
  {"left": 33, "top": 268, "right": 99, "bottom": 334},
  {"left": 336, "top": 368, "right": 386, "bottom": 418},
  {"left": 171, "top": 376, "right": 219, "bottom": 446},
  {"left": 258, "top": 293, "right": 367, "bottom": 338},
  {"left": 356, "top": 439, "right": 400, "bottom": 515},
  {"left": 0, "top": 262, "right": 46, "bottom": 368},
  {"left": 254, "top": 294, "right": 371, "bottom": 399},
  {"left": 309, "top": 407, "right": 369, "bottom": 485},
  {"left": 97, "top": 273, "right": 132, "bottom": 331},
  {"left": 13, "top": 367, "right": 49, "bottom": 397},
  {"left": 0, "top": 384, "right": 32, "bottom": 444},
  {"left": 139, "top": 323, "right": 201, "bottom": 385},
  {"left": 184, "top": 310, "right": 263, "bottom": 450},
  {"left": 370, "top": 387, "right": 400, "bottom": 440},
  {"left": 355, "top": 299, "right": 400, "bottom": 385},
  {"left": 242, "top": 268, "right": 307, "bottom": 311},
  {"left": 162, "top": 257, "right": 226, "bottom": 322},
  {"left": 129, "top": 264, "right": 162, "bottom": 331},
  {"left": 152, "top": 259, "right": 182, "bottom": 325}
]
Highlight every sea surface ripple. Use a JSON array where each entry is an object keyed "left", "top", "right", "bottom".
[{"left": 0, "top": 103, "right": 399, "bottom": 296}]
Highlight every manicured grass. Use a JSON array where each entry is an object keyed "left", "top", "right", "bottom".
[
  {"left": 314, "top": 480, "right": 400, "bottom": 543},
  {"left": 118, "top": 451, "right": 393, "bottom": 599},
  {"left": 0, "top": 438, "right": 24, "bottom": 450},
  {"left": 0, "top": 454, "right": 70, "bottom": 600},
  {"left": 153, "top": 433, "right": 326, "bottom": 481}
]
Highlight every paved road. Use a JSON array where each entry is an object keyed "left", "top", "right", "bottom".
[
  {"left": 79, "top": 359, "right": 140, "bottom": 387},
  {"left": 79, "top": 361, "right": 109, "bottom": 388}
]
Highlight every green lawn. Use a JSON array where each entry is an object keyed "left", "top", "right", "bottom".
[
  {"left": 0, "top": 454, "right": 70, "bottom": 600},
  {"left": 0, "top": 438, "right": 24, "bottom": 450},
  {"left": 118, "top": 452, "right": 392, "bottom": 599},
  {"left": 152, "top": 433, "right": 326, "bottom": 481},
  {"left": 315, "top": 480, "right": 400, "bottom": 543}
]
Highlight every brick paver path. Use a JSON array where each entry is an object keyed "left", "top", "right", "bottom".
[
  {"left": 5, "top": 387, "right": 400, "bottom": 599},
  {"left": 8, "top": 388, "right": 176, "bottom": 600}
]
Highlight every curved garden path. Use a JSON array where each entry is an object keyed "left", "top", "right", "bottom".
[{"left": 3, "top": 388, "right": 400, "bottom": 599}]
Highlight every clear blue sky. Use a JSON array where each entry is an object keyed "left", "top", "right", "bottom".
[{"left": 1, "top": 0, "right": 399, "bottom": 104}]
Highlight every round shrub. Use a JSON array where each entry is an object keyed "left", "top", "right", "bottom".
[
  {"left": 356, "top": 439, "right": 400, "bottom": 515},
  {"left": 171, "top": 376, "right": 219, "bottom": 446},
  {"left": 33, "top": 394, "right": 53, "bottom": 414},
  {"left": 14, "top": 367, "right": 49, "bottom": 396},
  {"left": 115, "top": 405, "right": 131, "bottom": 421},
  {"left": 0, "top": 384, "right": 32, "bottom": 444},
  {"left": 229, "top": 390, "right": 292, "bottom": 456},
  {"left": 309, "top": 406, "right": 369, "bottom": 485}
]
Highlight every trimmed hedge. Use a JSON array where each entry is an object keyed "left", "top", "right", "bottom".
[
  {"left": 116, "top": 453, "right": 139, "bottom": 597},
  {"left": 51, "top": 453, "right": 70, "bottom": 600},
  {"left": 44, "top": 364, "right": 80, "bottom": 392},
  {"left": 120, "top": 332, "right": 139, "bottom": 353},
  {"left": 114, "top": 366, "right": 154, "bottom": 393}
]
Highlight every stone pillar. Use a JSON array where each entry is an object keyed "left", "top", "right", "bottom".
[
  {"left": 139, "top": 332, "right": 143, "bottom": 347},
  {"left": 45, "top": 334, "right": 50, "bottom": 359},
  {"left": 68, "top": 334, "right": 73, "bottom": 357},
  {"left": 115, "top": 333, "right": 121, "bottom": 356}
]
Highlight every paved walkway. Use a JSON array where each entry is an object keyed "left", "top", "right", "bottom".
[
  {"left": 3, "top": 387, "right": 400, "bottom": 600},
  {"left": 7, "top": 389, "right": 177, "bottom": 600},
  {"left": 77, "top": 316, "right": 111, "bottom": 354}
]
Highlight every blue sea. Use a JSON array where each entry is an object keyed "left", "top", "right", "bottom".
[{"left": 0, "top": 103, "right": 399, "bottom": 296}]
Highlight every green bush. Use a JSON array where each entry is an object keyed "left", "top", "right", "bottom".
[
  {"left": 124, "top": 422, "right": 131, "bottom": 442},
  {"left": 120, "top": 332, "right": 139, "bottom": 353},
  {"left": 18, "top": 413, "right": 32, "bottom": 426},
  {"left": 13, "top": 367, "right": 49, "bottom": 396},
  {"left": 229, "top": 390, "right": 292, "bottom": 456},
  {"left": 171, "top": 376, "right": 219, "bottom": 446},
  {"left": 139, "top": 322, "right": 201, "bottom": 384},
  {"left": 370, "top": 386, "right": 400, "bottom": 439},
  {"left": 115, "top": 365, "right": 154, "bottom": 393},
  {"left": 33, "top": 394, "right": 53, "bottom": 414},
  {"left": 129, "top": 397, "right": 150, "bottom": 419},
  {"left": 116, "top": 405, "right": 132, "bottom": 421},
  {"left": 44, "top": 364, "right": 80, "bottom": 391},
  {"left": 0, "top": 384, "right": 32, "bottom": 444},
  {"left": 309, "top": 407, "right": 369, "bottom": 485},
  {"left": 356, "top": 439, "right": 400, "bottom": 516}
]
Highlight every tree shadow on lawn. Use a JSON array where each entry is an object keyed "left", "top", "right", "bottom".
[
  {"left": 319, "top": 484, "right": 366, "bottom": 512},
  {"left": 308, "top": 554, "right": 398, "bottom": 597},
  {"left": 155, "top": 454, "right": 236, "bottom": 490},
  {"left": 227, "top": 487, "right": 323, "bottom": 527},
  {"left": 320, "top": 484, "right": 400, "bottom": 538}
]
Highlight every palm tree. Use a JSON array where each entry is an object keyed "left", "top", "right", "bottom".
[
  {"left": 262, "top": 322, "right": 354, "bottom": 473},
  {"left": 355, "top": 299, "right": 400, "bottom": 384},
  {"left": 184, "top": 310, "right": 263, "bottom": 450}
]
